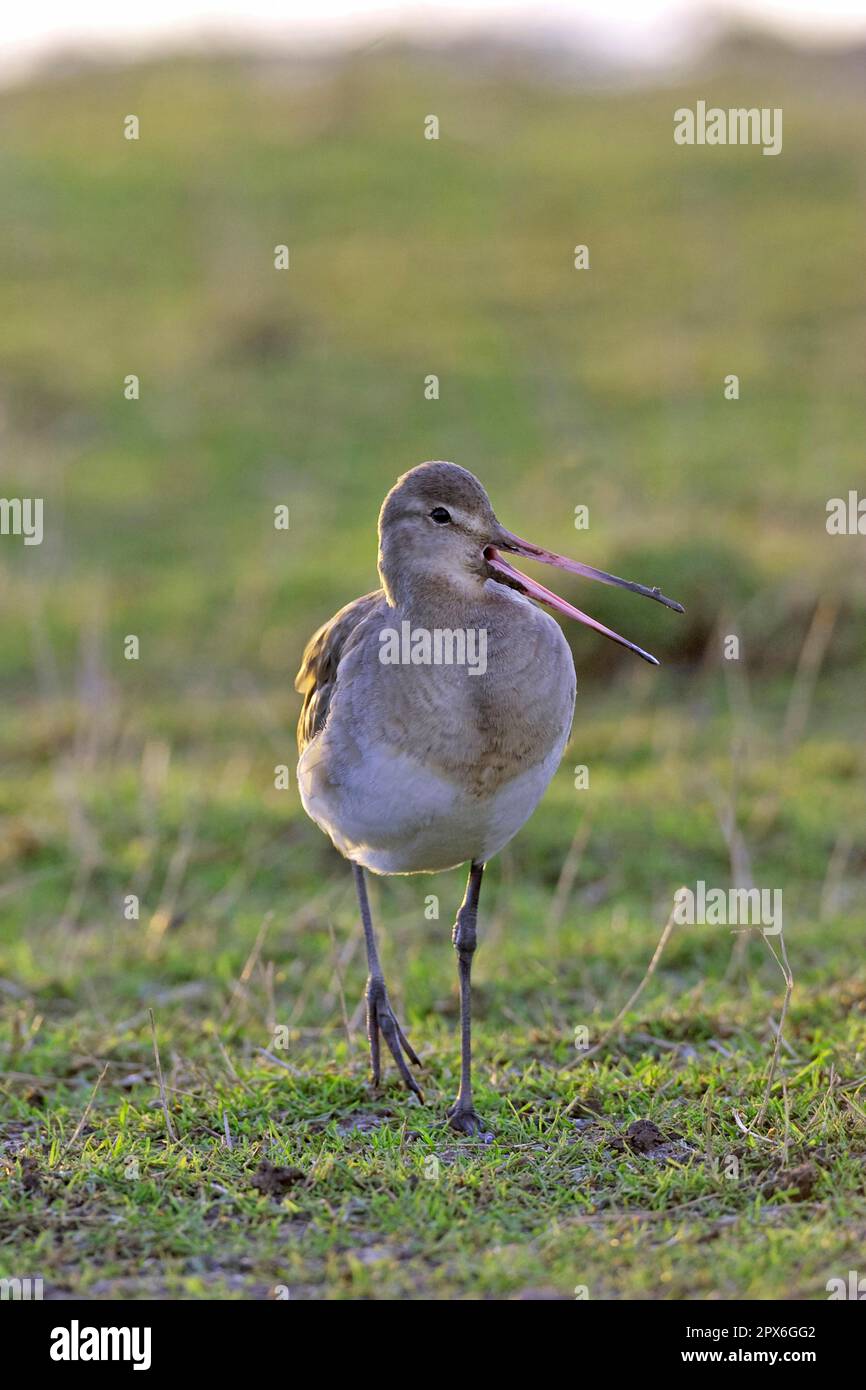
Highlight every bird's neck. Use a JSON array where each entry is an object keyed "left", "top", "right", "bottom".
[{"left": 383, "top": 572, "right": 490, "bottom": 629}]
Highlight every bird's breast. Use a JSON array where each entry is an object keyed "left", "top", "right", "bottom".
[
  {"left": 362, "top": 598, "right": 573, "bottom": 789},
  {"left": 296, "top": 587, "right": 577, "bottom": 873}
]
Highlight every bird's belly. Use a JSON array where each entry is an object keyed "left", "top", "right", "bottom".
[{"left": 298, "top": 735, "right": 567, "bottom": 875}]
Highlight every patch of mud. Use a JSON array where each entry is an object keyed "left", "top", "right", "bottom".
[
  {"left": 609, "top": 1119, "right": 695, "bottom": 1164},
  {"left": 0, "top": 1154, "right": 44, "bottom": 1192},
  {"left": 335, "top": 1110, "right": 393, "bottom": 1135},
  {"left": 0, "top": 1123, "right": 41, "bottom": 1158},
  {"left": 251, "top": 1160, "right": 306, "bottom": 1198},
  {"left": 566, "top": 1089, "right": 605, "bottom": 1121},
  {"left": 762, "top": 1162, "right": 818, "bottom": 1202}
]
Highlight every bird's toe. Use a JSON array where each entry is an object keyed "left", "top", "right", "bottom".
[
  {"left": 369, "top": 993, "right": 424, "bottom": 1099},
  {"left": 446, "top": 1103, "right": 493, "bottom": 1141}
]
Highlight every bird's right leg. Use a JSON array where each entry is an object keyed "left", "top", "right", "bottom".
[
  {"left": 446, "top": 860, "right": 490, "bottom": 1137},
  {"left": 352, "top": 863, "right": 423, "bottom": 1099}
]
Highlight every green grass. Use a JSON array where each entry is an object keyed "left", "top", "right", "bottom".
[
  {"left": 2, "top": 686, "right": 865, "bottom": 1299},
  {"left": 1, "top": 39, "right": 866, "bottom": 1300}
]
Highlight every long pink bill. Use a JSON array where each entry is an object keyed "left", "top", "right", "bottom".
[
  {"left": 497, "top": 529, "right": 685, "bottom": 613},
  {"left": 485, "top": 546, "right": 663, "bottom": 666}
]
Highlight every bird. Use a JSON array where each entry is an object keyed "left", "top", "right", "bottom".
[{"left": 295, "top": 461, "right": 683, "bottom": 1135}]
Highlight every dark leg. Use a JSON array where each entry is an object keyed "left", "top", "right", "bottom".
[
  {"left": 352, "top": 863, "right": 423, "bottom": 1099},
  {"left": 447, "top": 860, "right": 490, "bottom": 1136}
]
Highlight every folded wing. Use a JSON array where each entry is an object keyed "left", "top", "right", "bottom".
[{"left": 295, "top": 590, "right": 385, "bottom": 754}]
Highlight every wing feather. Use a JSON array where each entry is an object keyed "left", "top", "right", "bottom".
[{"left": 294, "top": 590, "right": 384, "bottom": 754}]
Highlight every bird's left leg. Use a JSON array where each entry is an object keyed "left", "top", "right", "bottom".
[
  {"left": 446, "top": 860, "right": 491, "bottom": 1137},
  {"left": 352, "top": 863, "right": 423, "bottom": 1099}
]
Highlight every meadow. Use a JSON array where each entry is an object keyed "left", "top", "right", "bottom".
[{"left": 1, "top": 36, "right": 865, "bottom": 1299}]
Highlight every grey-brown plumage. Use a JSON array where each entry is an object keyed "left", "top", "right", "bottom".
[
  {"left": 295, "top": 591, "right": 383, "bottom": 755},
  {"left": 294, "top": 460, "right": 681, "bottom": 1134}
]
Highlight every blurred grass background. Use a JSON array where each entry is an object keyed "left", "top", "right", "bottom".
[
  {"left": 2, "top": 39, "right": 865, "bottom": 686},
  {"left": 1, "top": 33, "right": 866, "bottom": 1300}
]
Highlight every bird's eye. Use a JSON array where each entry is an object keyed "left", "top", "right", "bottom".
[{"left": 430, "top": 507, "right": 452, "bottom": 524}]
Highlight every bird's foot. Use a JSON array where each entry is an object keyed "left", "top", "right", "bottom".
[
  {"left": 366, "top": 977, "right": 423, "bottom": 1100},
  {"left": 446, "top": 1101, "right": 493, "bottom": 1141}
]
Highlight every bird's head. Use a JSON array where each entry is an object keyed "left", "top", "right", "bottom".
[{"left": 378, "top": 460, "right": 683, "bottom": 664}]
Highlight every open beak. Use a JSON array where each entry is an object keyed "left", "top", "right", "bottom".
[{"left": 485, "top": 528, "right": 684, "bottom": 666}]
